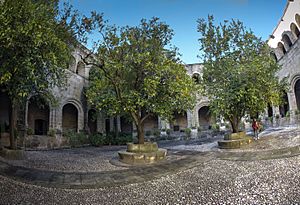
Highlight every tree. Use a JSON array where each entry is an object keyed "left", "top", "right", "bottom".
[
  {"left": 197, "top": 15, "right": 284, "bottom": 133},
  {"left": 86, "top": 18, "right": 197, "bottom": 144},
  {"left": 0, "top": 0, "right": 103, "bottom": 149}
]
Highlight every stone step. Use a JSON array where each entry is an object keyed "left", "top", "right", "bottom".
[{"left": 218, "top": 137, "right": 253, "bottom": 149}]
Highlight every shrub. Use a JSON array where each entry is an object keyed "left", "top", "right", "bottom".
[
  {"left": 166, "top": 129, "right": 171, "bottom": 135},
  {"left": 64, "top": 130, "right": 88, "bottom": 147},
  {"left": 153, "top": 129, "right": 161, "bottom": 137},
  {"left": 145, "top": 130, "right": 152, "bottom": 136},
  {"left": 89, "top": 133, "right": 105, "bottom": 146},
  {"left": 27, "top": 128, "right": 34, "bottom": 135},
  {"left": 47, "top": 128, "right": 56, "bottom": 137},
  {"left": 184, "top": 128, "right": 191, "bottom": 140},
  {"left": 211, "top": 124, "right": 220, "bottom": 132}
]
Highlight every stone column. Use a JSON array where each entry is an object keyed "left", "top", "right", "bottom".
[
  {"left": 187, "top": 110, "right": 192, "bottom": 128},
  {"left": 117, "top": 116, "right": 121, "bottom": 132}
]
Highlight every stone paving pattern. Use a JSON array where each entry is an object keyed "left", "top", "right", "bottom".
[{"left": 0, "top": 127, "right": 300, "bottom": 204}]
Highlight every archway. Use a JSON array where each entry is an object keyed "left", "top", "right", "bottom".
[
  {"left": 0, "top": 90, "right": 10, "bottom": 134},
  {"left": 294, "top": 79, "right": 300, "bottom": 110},
  {"left": 296, "top": 14, "right": 300, "bottom": 28},
  {"left": 192, "top": 73, "right": 201, "bottom": 84},
  {"left": 62, "top": 103, "right": 78, "bottom": 132},
  {"left": 278, "top": 42, "right": 286, "bottom": 55},
  {"left": 27, "top": 96, "right": 49, "bottom": 135},
  {"left": 290, "top": 23, "right": 300, "bottom": 38},
  {"left": 282, "top": 34, "right": 293, "bottom": 49},
  {"left": 279, "top": 92, "right": 289, "bottom": 117},
  {"left": 120, "top": 116, "right": 133, "bottom": 134},
  {"left": 76, "top": 61, "right": 85, "bottom": 77},
  {"left": 267, "top": 104, "right": 273, "bottom": 118},
  {"left": 198, "top": 106, "right": 212, "bottom": 130},
  {"left": 88, "top": 109, "right": 97, "bottom": 134},
  {"left": 172, "top": 111, "right": 187, "bottom": 131},
  {"left": 143, "top": 112, "right": 158, "bottom": 132}
]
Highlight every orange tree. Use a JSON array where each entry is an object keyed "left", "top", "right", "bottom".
[{"left": 86, "top": 18, "right": 197, "bottom": 144}]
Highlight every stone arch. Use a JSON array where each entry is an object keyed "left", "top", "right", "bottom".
[
  {"left": 290, "top": 23, "right": 300, "bottom": 38},
  {"left": 172, "top": 111, "right": 187, "bottom": 131},
  {"left": 277, "top": 42, "right": 286, "bottom": 55},
  {"left": 282, "top": 33, "right": 293, "bottom": 50},
  {"left": 293, "top": 76, "right": 300, "bottom": 111},
  {"left": 279, "top": 92, "right": 289, "bottom": 117},
  {"left": 270, "top": 51, "right": 278, "bottom": 62},
  {"left": 69, "top": 56, "right": 76, "bottom": 72},
  {"left": 192, "top": 73, "right": 201, "bottom": 84},
  {"left": 62, "top": 103, "right": 78, "bottom": 132},
  {"left": 120, "top": 116, "right": 133, "bottom": 134},
  {"left": 0, "top": 89, "right": 11, "bottom": 134},
  {"left": 88, "top": 109, "right": 97, "bottom": 134},
  {"left": 198, "top": 106, "right": 212, "bottom": 130},
  {"left": 295, "top": 14, "right": 300, "bottom": 28},
  {"left": 27, "top": 95, "right": 50, "bottom": 135},
  {"left": 76, "top": 61, "right": 85, "bottom": 77},
  {"left": 142, "top": 111, "right": 158, "bottom": 132}
]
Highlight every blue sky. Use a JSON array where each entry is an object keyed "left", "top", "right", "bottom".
[{"left": 66, "top": 0, "right": 286, "bottom": 64}]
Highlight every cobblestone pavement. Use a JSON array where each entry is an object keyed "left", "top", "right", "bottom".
[{"left": 0, "top": 127, "right": 300, "bottom": 205}]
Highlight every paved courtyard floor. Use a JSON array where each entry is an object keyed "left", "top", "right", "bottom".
[{"left": 0, "top": 126, "right": 300, "bottom": 204}]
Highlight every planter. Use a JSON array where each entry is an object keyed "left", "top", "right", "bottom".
[
  {"left": 218, "top": 131, "right": 252, "bottom": 149},
  {"left": 118, "top": 142, "right": 167, "bottom": 165}
]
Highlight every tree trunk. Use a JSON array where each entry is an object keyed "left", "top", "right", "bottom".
[
  {"left": 230, "top": 116, "right": 240, "bottom": 133},
  {"left": 136, "top": 122, "right": 145, "bottom": 144},
  {"left": 9, "top": 103, "right": 17, "bottom": 150}
]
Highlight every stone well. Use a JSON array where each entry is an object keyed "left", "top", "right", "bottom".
[{"left": 118, "top": 142, "right": 167, "bottom": 165}]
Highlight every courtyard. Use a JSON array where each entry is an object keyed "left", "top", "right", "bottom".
[{"left": 0, "top": 126, "right": 299, "bottom": 205}]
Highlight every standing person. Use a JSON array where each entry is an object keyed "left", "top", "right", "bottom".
[{"left": 252, "top": 118, "right": 259, "bottom": 140}]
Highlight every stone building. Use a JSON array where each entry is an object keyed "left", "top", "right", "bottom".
[
  {"left": 267, "top": 0, "right": 300, "bottom": 124},
  {"left": 0, "top": 0, "right": 298, "bottom": 149}
]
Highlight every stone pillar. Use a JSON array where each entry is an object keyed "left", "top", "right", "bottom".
[
  {"left": 187, "top": 110, "right": 192, "bottom": 128},
  {"left": 117, "top": 116, "right": 121, "bottom": 132},
  {"left": 97, "top": 112, "right": 105, "bottom": 133},
  {"left": 109, "top": 117, "right": 114, "bottom": 132}
]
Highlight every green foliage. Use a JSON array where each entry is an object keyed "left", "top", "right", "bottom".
[
  {"left": 211, "top": 124, "right": 220, "bottom": 132},
  {"left": 27, "top": 128, "right": 34, "bottom": 135},
  {"left": 0, "top": 0, "right": 103, "bottom": 149},
  {"left": 145, "top": 130, "right": 152, "bottom": 137},
  {"left": 89, "top": 133, "right": 105, "bottom": 146},
  {"left": 47, "top": 128, "right": 56, "bottom": 137},
  {"left": 197, "top": 15, "right": 284, "bottom": 133},
  {"left": 86, "top": 18, "right": 197, "bottom": 144},
  {"left": 295, "top": 109, "right": 300, "bottom": 115},
  {"left": 64, "top": 130, "right": 88, "bottom": 147},
  {"left": 153, "top": 129, "right": 161, "bottom": 137}
]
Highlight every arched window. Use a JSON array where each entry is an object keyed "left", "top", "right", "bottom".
[
  {"left": 198, "top": 106, "right": 212, "bottom": 130},
  {"left": 27, "top": 96, "right": 50, "bottom": 135},
  {"left": 270, "top": 51, "right": 278, "bottom": 62},
  {"left": 192, "top": 73, "right": 201, "bottom": 84},
  {"left": 295, "top": 14, "right": 300, "bottom": 28},
  {"left": 282, "top": 34, "right": 293, "bottom": 49},
  {"left": 76, "top": 61, "right": 85, "bottom": 77},
  {"left": 294, "top": 79, "right": 300, "bottom": 110},
  {"left": 62, "top": 103, "right": 78, "bottom": 132},
  {"left": 69, "top": 56, "right": 76, "bottom": 72},
  {"left": 278, "top": 42, "right": 286, "bottom": 55},
  {"left": 290, "top": 23, "right": 300, "bottom": 38},
  {"left": 88, "top": 109, "right": 97, "bottom": 134}
]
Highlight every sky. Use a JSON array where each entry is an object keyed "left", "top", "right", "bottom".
[{"left": 65, "top": 0, "right": 287, "bottom": 64}]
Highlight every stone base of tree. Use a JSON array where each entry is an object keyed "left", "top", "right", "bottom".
[
  {"left": 218, "top": 131, "right": 253, "bottom": 149},
  {"left": 0, "top": 147, "right": 25, "bottom": 160},
  {"left": 118, "top": 142, "right": 167, "bottom": 164}
]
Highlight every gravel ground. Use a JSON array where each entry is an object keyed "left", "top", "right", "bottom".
[
  {"left": 0, "top": 146, "right": 128, "bottom": 173},
  {"left": 0, "top": 126, "right": 300, "bottom": 204},
  {"left": 0, "top": 155, "right": 299, "bottom": 205}
]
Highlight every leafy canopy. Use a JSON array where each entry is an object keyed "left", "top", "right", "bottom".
[
  {"left": 0, "top": 0, "right": 103, "bottom": 103},
  {"left": 87, "top": 18, "right": 197, "bottom": 143},
  {"left": 197, "top": 15, "right": 283, "bottom": 132}
]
